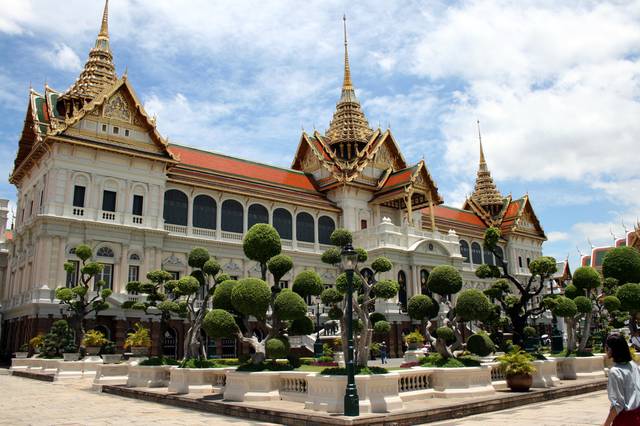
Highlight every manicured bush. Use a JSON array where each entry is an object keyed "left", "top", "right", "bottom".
[
  {"left": 455, "top": 289, "right": 493, "bottom": 322},
  {"left": 188, "top": 247, "right": 210, "bottom": 268},
  {"left": 373, "top": 320, "right": 391, "bottom": 335},
  {"left": 427, "top": 265, "right": 463, "bottom": 296},
  {"left": 572, "top": 266, "right": 601, "bottom": 291},
  {"left": 330, "top": 228, "right": 352, "bottom": 247},
  {"left": 328, "top": 306, "right": 343, "bottom": 320},
  {"left": 371, "top": 257, "right": 392, "bottom": 273},
  {"left": 265, "top": 336, "right": 290, "bottom": 359},
  {"left": 371, "top": 279, "right": 398, "bottom": 299},
  {"left": 573, "top": 296, "right": 592, "bottom": 314},
  {"left": 203, "top": 259, "right": 221, "bottom": 276},
  {"left": 211, "top": 280, "right": 237, "bottom": 311},
  {"left": 321, "top": 287, "right": 343, "bottom": 305},
  {"left": 320, "top": 366, "right": 388, "bottom": 375},
  {"left": 292, "top": 270, "right": 323, "bottom": 298},
  {"left": 564, "top": 284, "right": 584, "bottom": 300},
  {"left": 176, "top": 276, "right": 200, "bottom": 295},
  {"left": 523, "top": 326, "right": 537, "bottom": 337},
  {"left": 616, "top": 283, "right": 640, "bottom": 312},
  {"left": 420, "top": 353, "right": 465, "bottom": 368},
  {"left": 602, "top": 246, "right": 640, "bottom": 285},
  {"left": 321, "top": 247, "right": 341, "bottom": 265},
  {"left": 603, "top": 295, "right": 622, "bottom": 312},
  {"left": 475, "top": 264, "right": 501, "bottom": 279},
  {"left": 267, "top": 254, "right": 293, "bottom": 283},
  {"left": 231, "top": 278, "right": 271, "bottom": 320},
  {"left": 466, "top": 333, "right": 495, "bottom": 356},
  {"left": 335, "top": 272, "right": 363, "bottom": 293},
  {"left": 436, "top": 327, "right": 456, "bottom": 345},
  {"left": 140, "top": 356, "right": 179, "bottom": 366},
  {"left": 552, "top": 296, "right": 578, "bottom": 318},
  {"left": 289, "top": 316, "right": 314, "bottom": 335},
  {"left": 273, "top": 289, "right": 307, "bottom": 320},
  {"left": 369, "top": 312, "right": 386, "bottom": 325},
  {"left": 407, "top": 294, "right": 439, "bottom": 321},
  {"left": 243, "top": 224, "right": 282, "bottom": 265},
  {"left": 203, "top": 309, "right": 239, "bottom": 339}
]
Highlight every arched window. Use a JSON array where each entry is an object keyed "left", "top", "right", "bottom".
[
  {"left": 94, "top": 325, "right": 110, "bottom": 340},
  {"left": 163, "top": 190, "right": 188, "bottom": 226},
  {"left": 162, "top": 328, "right": 178, "bottom": 359},
  {"left": 296, "top": 212, "right": 315, "bottom": 243},
  {"left": 471, "top": 242, "right": 482, "bottom": 265},
  {"left": 221, "top": 199, "right": 243, "bottom": 233},
  {"left": 193, "top": 195, "right": 216, "bottom": 229},
  {"left": 459, "top": 240, "right": 470, "bottom": 263},
  {"left": 398, "top": 271, "right": 407, "bottom": 309},
  {"left": 318, "top": 216, "right": 336, "bottom": 245},
  {"left": 420, "top": 269, "right": 430, "bottom": 295},
  {"left": 495, "top": 246, "right": 505, "bottom": 267},
  {"left": 484, "top": 248, "right": 495, "bottom": 266},
  {"left": 129, "top": 253, "right": 140, "bottom": 261},
  {"left": 248, "top": 204, "right": 269, "bottom": 228},
  {"left": 273, "top": 208, "right": 292, "bottom": 240},
  {"left": 96, "top": 246, "right": 114, "bottom": 258}
]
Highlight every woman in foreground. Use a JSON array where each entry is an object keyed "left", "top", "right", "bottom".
[{"left": 603, "top": 333, "right": 640, "bottom": 426}]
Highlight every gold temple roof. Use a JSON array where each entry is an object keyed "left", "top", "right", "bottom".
[
  {"left": 61, "top": 0, "right": 117, "bottom": 102},
  {"left": 324, "top": 16, "right": 373, "bottom": 147},
  {"left": 471, "top": 122, "right": 503, "bottom": 209}
]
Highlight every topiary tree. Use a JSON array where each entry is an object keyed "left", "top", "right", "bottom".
[
  {"left": 320, "top": 228, "right": 398, "bottom": 366},
  {"left": 548, "top": 296, "right": 578, "bottom": 351},
  {"left": 571, "top": 266, "right": 601, "bottom": 351},
  {"left": 56, "top": 244, "right": 111, "bottom": 346},
  {"left": 424, "top": 265, "right": 468, "bottom": 350},
  {"left": 407, "top": 294, "right": 439, "bottom": 344},
  {"left": 123, "top": 270, "right": 185, "bottom": 354},
  {"left": 602, "top": 246, "right": 640, "bottom": 285},
  {"left": 478, "top": 227, "right": 557, "bottom": 344},
  {"left": 244, "top": 223, "right": 282, "bottom": 280},
  {"left": 616, "top": 283, "right": 640, "bottom": 335},
  {"left": 41, "top": 320, "right": 75, "bottom": 358}
]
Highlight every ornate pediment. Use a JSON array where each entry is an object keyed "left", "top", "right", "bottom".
[
  {"left": 162, "top": 254, "right": 185, "bottom": 268},
  {"left": 103, "top": 92, "right": 132, "bottom": 123}
]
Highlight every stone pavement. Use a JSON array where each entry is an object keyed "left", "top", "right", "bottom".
[
  {"left": 426, "top": 391, "right": 609, "bottom": 426},
  {"left": 0, "top": 372, "right": 610, "bottom": 426},
  {"left": 0, "top": 374, "right": 278, "bottom": 426}
]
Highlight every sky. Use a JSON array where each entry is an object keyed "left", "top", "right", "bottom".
[{"left": 0, "top": 0, "right": 639, "bottom": 270}]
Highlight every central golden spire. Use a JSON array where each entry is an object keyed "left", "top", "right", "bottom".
[
  {"left": 325, "top": 16, "right": 373, "bottom": 158},
  {"left": 471, "top": 121, "right": 504, "bottom": 215},
  {"left": 60, "top": 0, "right": 117, "bottom": 111}
]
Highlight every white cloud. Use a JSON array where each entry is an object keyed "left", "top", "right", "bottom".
[
  {"left": 39, "top": 43, "right": 82, "bottom": 72},
  {"left": 547, "top": 231, "right": 569, "bottom": 243}
]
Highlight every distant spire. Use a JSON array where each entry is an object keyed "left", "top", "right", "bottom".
[
  {"left": 471, "top": 120, "right": 503, "bottom": 216},
  {"left": 342, "top": 15, "right": 353, "bottom": 92},
  {"left": 60, "top": 0, "right": 117, "bottom": 107}
]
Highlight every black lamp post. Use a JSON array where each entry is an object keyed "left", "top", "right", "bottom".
[
  {"left": 314, "top": 300, "right": 323, "bottom": 357},
  {"left": 550, "top": 279, "right": 564, "bottom": 352},
  {"left": 341, "top": 242, "right": 359, "bottom": 417}
]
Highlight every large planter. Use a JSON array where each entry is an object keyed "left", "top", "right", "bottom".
[
  {"left": 27, "top": 358, "right": 45, "bottom": 371},
  {"left": 101, "top": 354, "right": 122, "bottom": 364},
  {"left": 531, "top": 359, "right": 559, "bottom": 388},
  {"left": 224, "top": 371, "right": 281, "bottom": 402},
  {"left": 92, "top": 363, "right": 130, "bottom": 390},
  {"left": 55, "top": 361, "right": 85, "bottom": 380},
  {"left": 130, "top": 346, "right": 149, "bottom": 357},
  {"left": 428, "top": 365, "right": 495, "bottom": 398},
  {"left": 14, "top": 352, "right": 28, "bottom": 359},
  {"left": 305, "top": 372, "right": 404, "bottom": 414},
  {"left": 554, "top": 355, "right": 605, "bottom": 380},
  {"left": 10, "top": 357, "right": 32, "bottom": 371},
  {"left": 127, "top": 365, "right": 171, "bottom": 388},
  {"left": 168, "top": 367, "right": 232, "bottom": 394},
  {"left": 506, "top": 373, "right": 532, "bottom": 392},
  {"left": 85, "top": 346, "right": 101, "bottom": 356},
  {"left": 403, "top": 349, "right": 423, "bottom": 362},
  {"left": 63, "top": 353, "right": 80, "bottom": 362}
]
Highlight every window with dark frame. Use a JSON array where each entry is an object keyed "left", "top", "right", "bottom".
[
  {"left": 96, "top": 263, "right": 113, "bottom": 290},
  {"left": 66, "top": 260, "right": 80, "bottom": 288},
  {"left": 132, "top": 194, "right": 144, "bottom": 216},
  {"left": 128, "top": 265, "right": 140, "bottom": 282},
  {"left": 73, "top": 185, "right": 86, "bottom": 208},
  {"left": 272, "top": 208, "right": 292, "bottom": 240},
  {"left": 102, "top": 190, "right": 117, "bottom": 212},
  {"left": 221, "top": 199, "right": 243, "bottom": 233}
]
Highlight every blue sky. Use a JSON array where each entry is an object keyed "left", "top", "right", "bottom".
[{"left": 1, "top": 0, "right": 639, "bottom": 270}]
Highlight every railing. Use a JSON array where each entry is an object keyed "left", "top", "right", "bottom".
[
  {"left": 397, "top": 368, "right": 431, "bottom": 393},
  {"left": 221, "top": 231, "right": 242, "bottom": 241},
  {"left": 101, "top": 211, "right": 116, "bottom": 221},
  {"left": 297, "top": 241, "right": 315, "bottom": 251},
  {"left": 132, "top": 215, "right": 143, "bottom": 225},
  {"left": 193, "top": 227, "right": 216, "bottom": 238},
  {"left": 165, "top": 224, "right": 187, "bottom": 235},
  {"left": 488, "top": 362, "right": 505, "bottom": 382},
  {"left": 280, "top": 374, "right": 308, "bottom": 394},
  {"left": 281, "top": 239, "right": 293, "bottom": 249},
  {"left": 72, "top": 208, "right": 84, "bottom": 217}
]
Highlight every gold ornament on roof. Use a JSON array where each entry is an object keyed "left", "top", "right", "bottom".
[
  {"left": 60, "top": 0, "right": 117, "bottom": 106},
  {"left": 103, "top": 92, "right": 131, "bottom": 122},
  {"left": 325, "top": 16, "right": 373, "bottom": 154},
  {"left": 471, "top": 120, "right": 504, "bottom": 214}
]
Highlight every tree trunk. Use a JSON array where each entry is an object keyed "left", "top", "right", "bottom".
[
  {"left": 260, "top": 263, "right": 267, "bottom": 282},
  {"left": 435, "top": 337, "right": 453, "bottom": 359},
  {"left": 578, "top": 312, "right": 592, "bottom": 352},
  {"left": 565, "top": 318, "right": 576, "bottom": 352},
  {"left": 510, "top": 314, "right": 527, "bottom": 346}
]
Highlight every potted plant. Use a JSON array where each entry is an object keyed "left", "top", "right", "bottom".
[
  {"left": 29, "top": 335, "right": 45, "bottom": 355},
  {"left": 82, "top": 329, "right": 108, "bottom": 356},
  {"left": 100, "top": 340, "right": 121, "bottom": 363},
  {"left": 15, "top": 343, "right": 29, "bottom": 358},
  {"left": 63, "top": 343, "right": 80, "bottom": 361},
  {"left": 124, "top": 323, "right": 151, "bottom": 356},
  {"left": 404, "top": 331, "right": 425, "bottom": 351},
  {"left": 497, "top": 347, "right": 537, "bottom": 392}
]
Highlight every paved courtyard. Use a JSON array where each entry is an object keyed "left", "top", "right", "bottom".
[{"left": 0, "top": 373, "right": 609, "bottom": 426}]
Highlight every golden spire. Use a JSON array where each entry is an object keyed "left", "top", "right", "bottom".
[
  {"left": 325, "top": 15, "right": 373, "bottom": 155},
  {"left": 60, "top": 0, "right": 116, "bottom": 108},
  {"left": 471, "top": 120, "right": 504, "bottom": 214}
]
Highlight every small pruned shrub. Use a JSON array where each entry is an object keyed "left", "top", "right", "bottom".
[
  {"left": 139, "top": 356, "right": 179, "bottom": 366},
  {"left": 236, "top": 360, "right": 294, "bottom": 372},
  {"left": 320, "top": 366, "right": 388, "bottom": 375},
  {"left": 179, "top": 358, "right": 222, "bottom": 369}
]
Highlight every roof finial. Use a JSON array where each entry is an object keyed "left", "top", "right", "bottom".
[
  {"left": 477, "top": 119, "right": 486, "bottom": 165},
  {"left": 99, "top": 0, "right": 109, "bottom": 37},
  {"left": 342, "top": 14, "right": 353, "bottom": 91}
]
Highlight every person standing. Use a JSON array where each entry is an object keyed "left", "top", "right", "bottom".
[
  {"left": 603, "top": 333, "right": 640, "bottom": 426},
  {"left": 380, "top": 342, "right": 387, "bottom": 365},
  {"left": 630, "top": 332, "right": 640, "bottom": 351}
]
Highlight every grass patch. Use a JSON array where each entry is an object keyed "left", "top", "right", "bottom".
[
  {"left": 179, "top": 358, "right": 224, "bottom": 368},
  {"left": 420, "top": 353, "right": 481, "bottom": 368}
]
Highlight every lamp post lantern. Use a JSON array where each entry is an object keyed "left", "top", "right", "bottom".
[
  {"left": 314, "top": 300, "right": 323, "bottom": 357},
  {"left": 341, "top": 242, "right": 359, "bottom": 416}
]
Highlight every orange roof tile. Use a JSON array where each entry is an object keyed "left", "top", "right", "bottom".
[
  {"left": 170, "top": 145, "right": 319, "bottom": 192},
  {"left": 423, "top": 205, "right": 486, "bottom": 227},
  {"left": 379, "top": 166, "right": 418, "bottom": 191}
]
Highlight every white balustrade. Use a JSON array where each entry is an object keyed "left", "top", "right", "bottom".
[
  {"left": 192, "top": 227, "right": 216, "bottom": 238},
  {"left": 164, "top": 224, "right": 187, "bottom": 235},
  {"left": 221, "top": 231, "right": 243, "bottom": 241}
]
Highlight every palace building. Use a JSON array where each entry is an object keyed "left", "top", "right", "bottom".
[{"left": 0, "top": 2, "right": 547, "bottom": 359}]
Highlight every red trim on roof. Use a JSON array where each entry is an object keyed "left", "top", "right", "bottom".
[
  {"left": 170, "top": 145, "right": 318, "bottom": 192},
  {"left": 423, "top": 205, "right": 486, "bottom": 227},
  {"left": 381, "top": 168, "right": 414, "bottom": 190}
]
